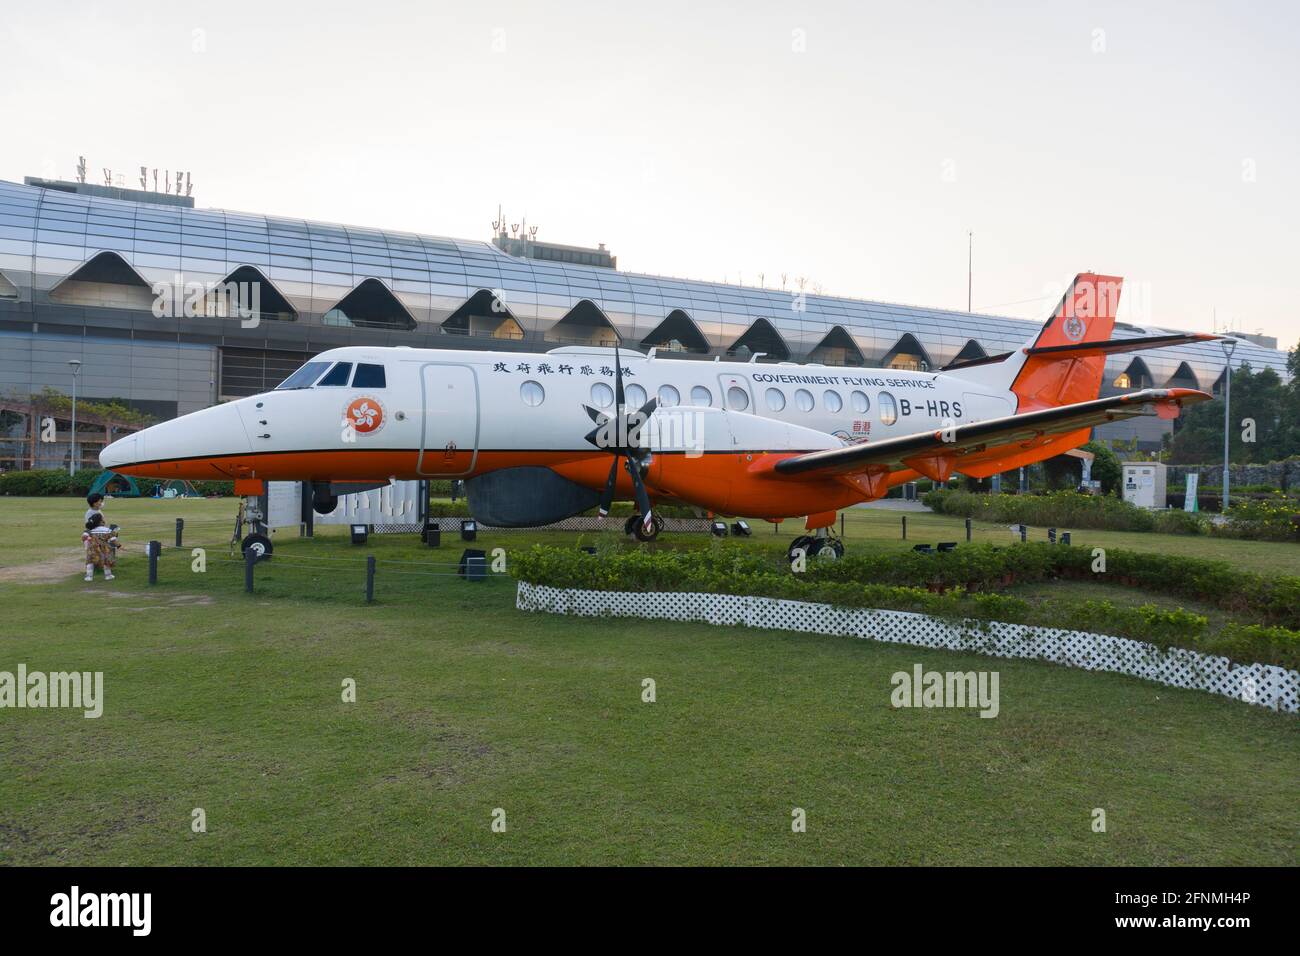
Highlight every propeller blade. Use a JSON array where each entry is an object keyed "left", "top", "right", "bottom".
[
  {"left": 627, "top": 398, "right": 658, "bottom": 452},
  {"left": 625, "top": 456, "right": 654, "bottom": 529},
  {"left": 613, "top": 344, "right": 625, "bottom": 410},
  {"left": 598, "top": 456, "right": 620, "bottom": 516},
  {"left": 583, "top": 405, "right": 606, "bottom": 426}
]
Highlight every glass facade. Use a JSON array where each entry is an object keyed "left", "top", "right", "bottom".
[{"left": 0, "top": 178, "right": 1287, "bottom": 414}]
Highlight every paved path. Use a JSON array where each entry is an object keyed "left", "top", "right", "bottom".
[{"left": 849, "top": 499, "right": 933, "bottom": 512}]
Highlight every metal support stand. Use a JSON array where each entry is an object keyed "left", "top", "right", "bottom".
[{"left": 300, "top": 481, "right": 314, "bottom": 538}]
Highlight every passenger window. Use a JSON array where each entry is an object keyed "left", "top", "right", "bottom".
[
  {"left": 658, "top": 384, "right": 680, "bottom": 407},
  {"left": 824, "top": 390, "right": 843, "bottom": 413},
  {"left": 879, "top": 391, "right": 898, "bottom": 425},
  {"left": 690, "top": 385, "right": 713, "bottom": 407},
  {"left": 317, "top": 362, "right": 353, "bottom": 386},
  {"left": 765, "top": 388, "right": 786, "bottom": 411},
  {"left": 851, "top": 390, "right": 869, "bottom": 413},
  {"left": 794, "top": 389, "right": 814, "bottom": 412},
  {"left": 520, "top": 380, "right": 545, "bottom": 406},
  {"left": 352, "top": 363, "right": 387, "bottom": 388},
  {"left": 726, "top": 386, "right": 750, "bottom": 411}
]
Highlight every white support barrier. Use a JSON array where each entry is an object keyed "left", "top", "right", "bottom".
[
  {"left": 262, "top": 480, "right": 425, "bottom": 532},
  {"left": 515, "top": 582, "right": 1299, "bottom": 714},
  {"left": 314, "top": 481, "right": 424, "bottom": 526}
]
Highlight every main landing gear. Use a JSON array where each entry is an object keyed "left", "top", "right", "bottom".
[
  {"left": 787, "top": 529, "right": 844, "bottom": 564},
  {"left": 624, "top": 513, "right": 664, "bottom": 542}
]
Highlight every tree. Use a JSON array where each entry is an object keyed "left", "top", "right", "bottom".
[
  {"left": 1083, "top": 440, "right": 1122, "bottom": 495},
  {"left": 1167, "top": 362, "right": 1290, "bottom": 465}
]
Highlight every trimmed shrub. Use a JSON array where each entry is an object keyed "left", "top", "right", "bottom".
[
  {"left": 925, "top": 489, "right": 1158, "bottom": 531},
  {"left": 511, "top": 542, "right": 1300, "bottom": 669}
]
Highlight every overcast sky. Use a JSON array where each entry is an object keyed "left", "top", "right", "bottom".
[{"left": 3, "top": 1, "right": 1296, "bottom": 343}]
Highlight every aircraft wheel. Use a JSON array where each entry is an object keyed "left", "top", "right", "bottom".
[
  {"left": 809, "top": 538, "right": 845, "bottom": 561},
  {"left": 241, "top": 533, "right": 273, "bottom": 560},
  {"left": 788, "top": 535, "right": 814, "bottom": 562},
  {"left": 623, "top": 514, "right": 639, "bottom": 537},
  {"left": 633, "top": 515, "right": 663, "bottom": 542}
]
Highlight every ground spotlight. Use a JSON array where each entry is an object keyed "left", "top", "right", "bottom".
[
  {"left": 461, "top": 519, "right": 477, "bottom": 542},
  {"left": 458, "top": 548, "right": 487, "bottom": 580},
  {"left": 350, "top": 524, "right": 368, "bottom": 545}
]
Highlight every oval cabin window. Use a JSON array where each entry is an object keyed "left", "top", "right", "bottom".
[
  {"left": 520, "top": 380, "right": 545, "bottom": 407},
  {"left": 879, "top": 391, "right": 898, "bottom": 425}
]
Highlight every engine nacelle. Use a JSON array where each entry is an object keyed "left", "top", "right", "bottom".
[{"left": 465, "top": 466, "right": 600, "bottom": 527}]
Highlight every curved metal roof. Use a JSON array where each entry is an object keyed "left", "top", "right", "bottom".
[{"left": 0, "top": 179, "right": 1287, "bottom": 386}]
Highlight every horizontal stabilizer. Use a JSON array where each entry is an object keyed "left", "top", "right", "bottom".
[{"left": 1026, "top": 332, "right": 1223, "bottom": 358}]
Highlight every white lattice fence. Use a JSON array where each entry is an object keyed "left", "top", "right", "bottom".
[{"left": 516, "top": 582, "right": 1299, "bottom": 714}]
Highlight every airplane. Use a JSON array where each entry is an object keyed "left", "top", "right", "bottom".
[{"left": 101, "top": 273, "right": 1224, "bottom": 560}]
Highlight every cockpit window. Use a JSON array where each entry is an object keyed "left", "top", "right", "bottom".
[
  {"left": 317, "top": 362, "right": 353, "bottom": 386},
  {"left": 352, "top": 363, "right": 386, "bottom": 388},
  {"left": 277, "top": 361, "right": 330, "bottom": 389}
]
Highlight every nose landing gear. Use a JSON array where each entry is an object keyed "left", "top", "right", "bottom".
[{"left": 233, "top": 496, "right": 275, "bottom": 559}]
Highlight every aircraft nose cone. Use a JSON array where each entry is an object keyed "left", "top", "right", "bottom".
[
  {"left": 99, "top": 402, "right": 252, "bottom": 477},
  {"left": 100, "top": 433, "right": 141, "bottom": 470}
]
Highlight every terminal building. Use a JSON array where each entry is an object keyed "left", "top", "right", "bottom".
[{"left": 0, "top": 176, "right": 1289, "bottom": 470}]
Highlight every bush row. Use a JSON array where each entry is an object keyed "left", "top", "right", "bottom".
[
  {"left": 510, "top": 543, "right": 1300, "bottom": 669},
  {"left": 0, "top": 469, "right": 232, "bottom": 498},
  {"left": 923, "top": 489, "right": 1190, "bottom": 532},
  {"left": 924, "top": 488, "right": 1300, "bottom": 541}
]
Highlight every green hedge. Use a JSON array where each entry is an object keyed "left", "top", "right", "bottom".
[
  {"left": 922, "top": 489, "right": 1186, "bottom": 532},
  {"left": 924, "top": 488, "right": 1300, "bottom": 541},
  {"left": 0, "top": 469, "right": 232, "bottom": 498},
  {"left": 0, "top": 468, "right": 101, "bottom": 497},
  {"left": 511, "top": 543, "right": 1300, "bottom": 669}
]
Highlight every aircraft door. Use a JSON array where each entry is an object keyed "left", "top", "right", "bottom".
[
  {"left": 717, "top": 371, "right": 754, "bottom": 414},
  {"left": 418, "top": 363, "right": 480, "bottom": 476}
]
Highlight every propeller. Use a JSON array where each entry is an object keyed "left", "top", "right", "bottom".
[{"left": 582, "top": 345, "right": 658, "bottom": 531}]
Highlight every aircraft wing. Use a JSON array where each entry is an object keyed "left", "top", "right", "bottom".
[{"left": 771, "top": 387, "right": 1210, "bottom": 483}]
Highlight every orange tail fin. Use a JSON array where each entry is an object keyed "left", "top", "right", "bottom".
[{"left": 1011, "top": 273, "right": 1123, "bottom": 411}]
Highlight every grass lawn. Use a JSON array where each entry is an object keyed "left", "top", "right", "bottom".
[{"left": 0, "top": 496, "right": 1296, "bottom": 866}]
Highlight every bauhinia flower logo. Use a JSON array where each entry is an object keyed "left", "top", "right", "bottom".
[
  {"left": 1063, "top": 315, "right": 1087, "bottom": 341},
  {"left": 345, "top": 396, "right": 385, "bottom": 434}
]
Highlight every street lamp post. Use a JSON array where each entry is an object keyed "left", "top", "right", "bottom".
[
  {"left": 1220, "top": 339, "right": 1236, "bottom": 513},
  {"left": 68, "top": 359, "right": 82, "bottom": 477}
]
